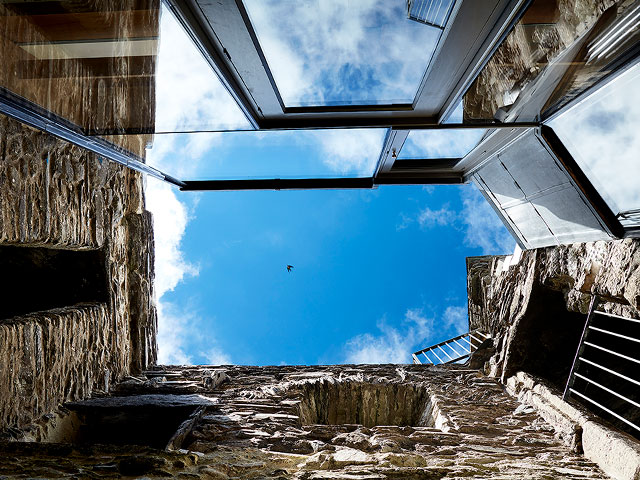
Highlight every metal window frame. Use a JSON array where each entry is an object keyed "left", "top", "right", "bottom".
[
  {"left": 0, "top": 0, "right": 639, "bottom": 236},
  {"left": 164, "top": 0, "right": 524, "bottom": 130}
]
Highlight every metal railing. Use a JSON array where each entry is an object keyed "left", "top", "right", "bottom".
[
  {"left": 564, "top": 296, "right": 640, "bottom": 434},
  {"left": 407, "top": 0, "right": 455, "bottom": 28},
  {"left": 412, "top": 330, "right": 490, "bottom": 365}
]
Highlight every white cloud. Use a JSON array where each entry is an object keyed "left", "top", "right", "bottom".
[
  {"left": 146, "top": 178, "right": 200, "bottom": 365},
  {"left": 243, "top": 0, "right": 439, "bottom": 106},
  {"left": 342, "top": 305, "right": 472, "bottom": 364},
  {"left": 405, "top": 185, "right": 514, "bottom": 255},
  {"left": 442, "top": 306, "right": 467, "bottom": 335},
  {"left": 154, "top": 6, "right": 249, "bottom": 134},
  {"left": 549, "top": 62, "right": 640, "bottom": 213},
  {"left": 146, "top": 5, "right": 241, "bottom": 365},
  {"left": 146, "top": 179, "right": 199, "bottom": 298},
  {"left": 459, "top": 186, "right": 515, "bottom": 255},
  {"left": 343, "top": 309, "right": 432, "bottom": 364},
  {"left": 314, "top": 129, "right": 386, "bottom": 175},
  {"left": 417, "top": 204, "right": 455, "bottom": 228},
  {"left": 401, "top": 129, "right": 487, "bottom": 159},
  {"left": 156, "top": 300, "right": 195, "bottom": 365},
  {"left": 199, "top": 347, "right": 233, "bottom": 366}
]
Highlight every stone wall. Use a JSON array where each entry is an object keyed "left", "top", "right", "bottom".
[
  {"left": 0, "top": 113, "right": 157, "bottom": 432},
  {"left": 0, "top": 365, "right": 609, "bottom": 479},
  {"left": 467, "top": 239, "right": 640, "bottom": 383}
]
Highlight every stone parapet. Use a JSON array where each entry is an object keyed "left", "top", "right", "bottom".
[{"left": 508, "top": 371, "right": 640, "bottom": 480}]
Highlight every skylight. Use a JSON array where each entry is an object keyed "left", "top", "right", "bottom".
[{"left": 242, "top": 0, "right": 447, "bottom": 107}]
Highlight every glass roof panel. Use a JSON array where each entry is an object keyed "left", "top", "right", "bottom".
[
  {"left": 242, "top": 0, "right": 449, "bottom": 107},
  {"left": 463, "top": 0, "right": 638, "bottom": 124},
  {"left": 548, "top": 61, "right": 640, "bottom": 219},
  {"left": 143, "top": 129, "right": 387, "bottom": 181},
  {"left": 398, "top": 128, "right": 488, "bottom": 160}
]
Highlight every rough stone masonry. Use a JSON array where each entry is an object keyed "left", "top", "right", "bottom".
[
  {"left": 0, "top": 365, "right": 613, "bottom": 479},
  {"left": 0, "top": 113, "right": 639, "bottom": 478},
  {"left": 0, "top": 114, "right": 157, "bottom": 432}
]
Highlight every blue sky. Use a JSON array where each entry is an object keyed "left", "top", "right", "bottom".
[
  {"left": 144, "top": 2, "right": 516, "bottom": 366},
  {"left": 242, "top": 0, "right": 442, "bottom": 106},
  {"left": 148, "top": 177, "right": 514, "bottom": 365}
]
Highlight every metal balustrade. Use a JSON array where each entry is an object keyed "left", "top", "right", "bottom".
[
  {"left": 564, "top": 297, "right": 640, "bottom": 434},
  {"left": 412, "top": 330, "right": 490, "bottom": 365}
]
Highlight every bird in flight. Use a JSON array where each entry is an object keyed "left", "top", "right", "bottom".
[{"left": 286, "top": 265, "right": 294, "bottom": 272}]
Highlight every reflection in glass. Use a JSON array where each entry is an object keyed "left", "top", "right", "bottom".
[
  {"left": 442, "top": 99, "right": 463, "bottom": 124},
  {"left": 463, "top": 0, "right": 639, "bottom": 123},
  {"left": 399, "top": 129, "right": 488, "bottom": 159},
  {"left": 0, "top": 0, "right": 160, "bottom": 155},
  {"left": 242, "top": 0, "right": 447, "bottom": 107},
  {"left": 154, "top": 6, "right": 250, "bottom": 133},
  {"left": 0, "top": 1, "right": 251, "bottom": 160},
  {"left": 143, "top": 129, "right": 387, "bottom": 180},
  {"left": 407, "top": 0, "right": 455, "bottom": 27},
  {"left": 549, "top": 61, "right": 640, "bottom": 219}
]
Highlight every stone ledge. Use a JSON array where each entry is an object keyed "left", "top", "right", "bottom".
[{"left": 507, "top": 371, "right": 640, "bottom": 480}]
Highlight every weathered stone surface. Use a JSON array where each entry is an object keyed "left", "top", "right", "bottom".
[
  {"left": 0, "top": 365, "right": 613, "bottom": 478},
  {"left": 467, "top": 239, "right": 640, "bottom": 383},
  {"left": 508, "top": 371, "right": 640, "bottom": 480},
  {"left": 468, "top": 239, "right": 640, "bottom": 477},
  {"left": 0, "top": 112, "right": 157, "bottom": 432}
]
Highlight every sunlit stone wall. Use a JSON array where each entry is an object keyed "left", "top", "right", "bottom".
[{"left": 0, "top": 365, "right": 610, "bottom": 479}]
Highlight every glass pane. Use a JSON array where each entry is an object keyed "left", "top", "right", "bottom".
[
  {"left": 398, "top": 129, "right": 489, "bottom": 159},
  {"left": 0, "top": 1, "right": 160, "bottom": 156},
  {"left": 463, "top": 0, "right": 639, "bottom": 123},
  {"left": 408, "top": 0, "right": 455, "bottom": 27},
  {"left": 0, "top": 1, "right": 250, "bottom": 161},
  {"left": 548, "top": 61, "right": 640, "bottom": 218},
  {"left": 242, "top": 0, "right": 450, "bottom": 107},
  {"left": 142, "top": 129, "right": 387, "bottom": 180},
  {"left": 154, "top": 5, "right": 251, "bottom": 134}
]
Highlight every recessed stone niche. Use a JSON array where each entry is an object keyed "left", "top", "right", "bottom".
[
  {"left": 298, "top": 380, "right": 434, "bottom": 428},
  {"left": 0, "top": 245, "right": 107, "bottom": 319},
  {"left": 41, "top": 395, "right": 213, "bottom": 450}
]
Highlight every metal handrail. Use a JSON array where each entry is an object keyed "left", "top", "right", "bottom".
[
  {"left": 563, "top": 296, "right": 640, "bottom": 434},
  {"left": 412, "top": 329, "right": 490, "bottom": 365}
]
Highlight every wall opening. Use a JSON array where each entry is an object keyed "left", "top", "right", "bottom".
[
  {"left": 298, "top": 380, "right": 434, "bottom": 428},
  {"left": 503, "top": 284, "right": 586, "bottom": 389},
  {"left": 45, "top": 404, "right": 197, "bottom": 449},
  {"left": 0, "top": 245, "right": 107, "bottom": 319}
]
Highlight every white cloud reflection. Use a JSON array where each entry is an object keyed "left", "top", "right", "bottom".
[
  {"left": 400, "top": 128, "right": 488, "bottom": 159},
  {"left": 243, "top": 0, "right": 441, "bottom": 106},
  {"left": 154, "top": 6, "right": 250, "bottom": 133},
  {"left": 549, "top": 62, "right": 640, "bottom": 214}
]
